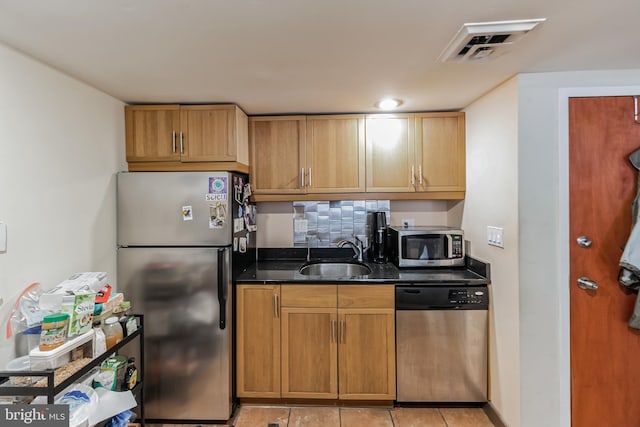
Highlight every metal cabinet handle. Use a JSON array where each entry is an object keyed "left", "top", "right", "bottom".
[
  {"left": 179, "top": 132, "right": 184, "bottom": 154},
  {"left": 339, "top": 320, "right": 345, "bottom": 343},
  {"left": 301, "top": 168, "right": 305, "bottom": 188},
  {"left": 577, "top": 277, "right": 598, "bottom": 291},
  {"left": 274, "top": 294, "right": 279, "bottom": 317},
  {"left": 308, "top": 168, "right": 312, "bottom": 188},
  {"left": 419, "top": 165, "right": 423, "bottom": 185},
  {"left": 172, "top": 131, "right": 177, "bottom": 153},
  {"left": 577, "top": 236, "right": 592, "bottom": 248},
  {"left": 331, "top": 320, "right": 336, "bottom": 343},
  {"left": 411, "top": 165, "right": 415, "bottom": 185}
]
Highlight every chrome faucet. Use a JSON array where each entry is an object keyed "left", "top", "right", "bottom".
[{"left": 338, "top": 237, "right": 364, "bottom": 262}]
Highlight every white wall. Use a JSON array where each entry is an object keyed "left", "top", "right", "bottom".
[
  {"left": 462, "top": 77, "right": 520, "bottom": 427},
  {"left": 256, "top": 200, "right": 451, "bottom": 247},
  {"left": 0, "top": 43, "right": 125, "bottom": 363},
  {"left": 518, "top": 70, "right": 640, "bottom": 427}
]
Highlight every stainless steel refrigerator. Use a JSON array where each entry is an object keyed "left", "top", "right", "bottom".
[{"left": 116, "top": 171, "right": 255, "bottom": 423}]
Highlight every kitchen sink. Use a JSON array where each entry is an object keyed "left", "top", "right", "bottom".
[{"left": 298, "top": 260, "right": 372, "bottom": 277}]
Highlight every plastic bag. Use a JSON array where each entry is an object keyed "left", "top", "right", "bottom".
[
  {"left": 105, "top": 410, "right": 134, "bottom": 427},
  {"left": 6, "top": 282, "right": 51, "bottom": 339}
]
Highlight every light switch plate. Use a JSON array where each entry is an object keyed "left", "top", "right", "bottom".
[
  {"left": 0, "top": 222, "right": 6, "bottom": 252},
  {"left": 487, "top": 225, "right": 504, "bottom": 248}
]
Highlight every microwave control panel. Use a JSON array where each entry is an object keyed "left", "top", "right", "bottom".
[{"left": 452, "top": 235, "right": 464, "bottom": 258}]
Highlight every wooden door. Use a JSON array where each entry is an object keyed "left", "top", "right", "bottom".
[
  {"left": 414, "top": 112, "right": 466, "bottom": 192},
  {"left": 125, "top": 105, "right": 180, "bottom": 162},
  {"left": 249, "top": 116, "right": 306, "bottom": 194},
  {"left": 180, "top": 105, "right": 237, "bottom": 162},
  {"left": 365, "top": 114, "right": 415, "bottom": 192},
  {"left": 569, "top": 96, "right": 640, "bottom": 426},
  {"left": 281, "top": 308, "right": 338, "bottom": 399},
  {"left": 306, "top": 115, "right": 365, "bottom": 193},
  {"left": 337, "top": 308, "right": 396, "bottom": 400},
  {"left": 236, "top": 284, "right": 281, "bottom": 398}
]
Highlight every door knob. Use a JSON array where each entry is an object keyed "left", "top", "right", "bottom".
[
  {"left": 577, "top": 277, "right": 598, "bottom": 290},
  {"left": 576, "top": 236, "right": 592, "bottom": 248}
]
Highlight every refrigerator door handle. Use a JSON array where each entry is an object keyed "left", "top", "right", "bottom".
[{"left": 217, "top": 248, "right": 226, "bottom": 330}]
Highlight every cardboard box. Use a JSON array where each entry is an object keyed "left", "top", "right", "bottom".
[{"left": 39, "top": 272, "right": 107, "bottom": 311}]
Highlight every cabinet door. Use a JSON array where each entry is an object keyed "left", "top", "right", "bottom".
[
  {"left": 236, "top": 284, "right": 281, "bottom": 397},
  {"left": 125, "top": 105, "right": 181, "bottom": 162},
  {"left": 180, "top": 105, "right": 239, "bottom": 162},
  {"left": 281, "top": 308, "right": 338, "bottom": 399},
  {"left": 249, "top": 116, "right": 306, "bottom": 194},
  {"left": 306, "top": 115, "right": 365, "bottom": 193},
  {"left": 338, "top": 308, "right": 396, "bottom": 400},
  {"left": 365, "top": 114, "right": 415, "bottom": 192},
  {"left": 415, "top": 112, "right": 466, "bottom": 192}
]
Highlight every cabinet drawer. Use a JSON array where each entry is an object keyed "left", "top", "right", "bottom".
[
  {"left": 338, "top": 285, "right": 394, "bottom": 308},
  {"left": 281, "top": 285, "right": 337, "bottom": 307}
]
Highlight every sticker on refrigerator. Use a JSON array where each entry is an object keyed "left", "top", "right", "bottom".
[
  {"left": 244, "top": 204, "right": 257, "bottom": 232},
  {"left": 233, "top": 237, "right": 239, "bottom": 252},
  {"left": 209, "top": 202, "right": 227, "bottom": 229},
  {"left": 206, "top": 176, "right": 228, "bottom": 201},
  {"left": 239, "top": 237, "right": 247, "bottom": 253},
  {"left": 234, "top": 217, "right": 245, "bottom": 233},
  {"left": 182, "top": 206, "right": 193, "bottom": 221}
]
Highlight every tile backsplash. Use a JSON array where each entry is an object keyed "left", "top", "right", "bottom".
[{"left": 293, "top": 200, "right": 390, "bottom": 248}]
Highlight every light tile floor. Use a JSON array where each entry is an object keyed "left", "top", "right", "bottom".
[{"left": 231, "top": 405, "right": 496, "bottom": 427}]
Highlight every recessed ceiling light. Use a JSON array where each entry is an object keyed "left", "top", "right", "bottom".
[{"left": 376, "top": 98, "right": 403, "bottom": 110}]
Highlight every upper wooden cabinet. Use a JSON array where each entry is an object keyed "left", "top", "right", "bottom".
[
  {"left": 306, "top": 115, "right": 365, "bottom": 193},
  {"left": 125, "top": 104, "right": 249, "bottom": 172},
  {"left": 250, "top": 111, "right": 465, "bottom": 201},
  {"left": 365, "top": 114, "right": 415, "bottom": 193},
  {"left": 414, "top": 112, "right": 465, "bottom": 192},
  {"left": 249, "top": 115, "right": 365, "bottom": 196},
  {"left": 366, "top": 112, "right": 465, "bottom": 196},
  {"left": 125, "top": 105, "right": 181, "bottom": 162},
  {"left": 249, "top": 116, "right": 306, "bottom": 194}
]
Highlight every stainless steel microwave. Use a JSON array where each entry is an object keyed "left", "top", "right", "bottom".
[{"left": 388, "top": 226, "right": 465, "bottom": 267}]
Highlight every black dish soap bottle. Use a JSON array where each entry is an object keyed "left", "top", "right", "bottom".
[{"left": 123, "top": 357, "right": 138, "bottom": 391}]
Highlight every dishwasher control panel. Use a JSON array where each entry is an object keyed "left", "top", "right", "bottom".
[
  {"left": 396, "top": 285, "right": 489, "bottom": 310},
  {"left": 448, "top": 289, "right": 486, "bottom": 305}
]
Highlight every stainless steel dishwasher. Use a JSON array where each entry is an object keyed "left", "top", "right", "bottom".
[{"left": 395, "top": 284, "right": 489, "bottom": 402}]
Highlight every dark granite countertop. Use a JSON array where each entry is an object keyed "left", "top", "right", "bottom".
[{"left": 235, "top": 248, "right": 490, "bottom": 286}]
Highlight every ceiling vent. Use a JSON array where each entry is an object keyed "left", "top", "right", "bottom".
[{"left": 438, "top": 18, "right": 546, "bottom": 63}]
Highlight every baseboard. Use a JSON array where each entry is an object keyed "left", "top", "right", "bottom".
[{"left": 483, "top": 402, "right": 508, "bottom": 427}]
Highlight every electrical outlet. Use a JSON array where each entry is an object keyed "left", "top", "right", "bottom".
[
  {"left": 402, "top": 218, "right": 415, "bottom": 227},
  {"left": 487, "top": 226, "right": 504, "bottom": 248}
]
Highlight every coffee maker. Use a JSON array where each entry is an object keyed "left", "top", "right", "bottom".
[{"left": 370, "top": 211, "right": 388, "bottom": 263}]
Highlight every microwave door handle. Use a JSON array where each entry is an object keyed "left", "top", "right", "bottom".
[{"left": 446, "top": 234, "right": 453, "bottom": 259}]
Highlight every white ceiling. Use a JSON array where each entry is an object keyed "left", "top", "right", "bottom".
[{"left": 1, "top": 0, "right": 639, "bottom": 115}]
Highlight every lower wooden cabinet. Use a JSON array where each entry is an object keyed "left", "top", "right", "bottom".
[
  {"left": 236, "top": 284, "right": 281, "bottom": 397},
  {"left": 236, "top": 283, "right": 395, "bottom": 401},
  {"left": 338, "top": 309, "right": 396, "bottom": 400},
  {"left": 281, "top": 308, "right": 338, "bottom": 398}
]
